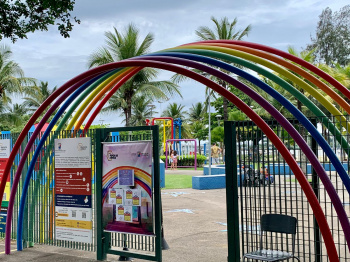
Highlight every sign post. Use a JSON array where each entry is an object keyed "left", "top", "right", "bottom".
[{"left": 96, "top": 126, "right": 161, "bottom": 261}]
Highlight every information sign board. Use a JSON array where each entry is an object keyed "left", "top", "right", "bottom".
[
  {"left": 102, "top": 141, "right": 153, "bottom": 235},
  {"left": 54, "top": 137, "right": 92, "bottom": 243},
  {"left": 0, "top": 139, "right": 11, "bottom": 205}
]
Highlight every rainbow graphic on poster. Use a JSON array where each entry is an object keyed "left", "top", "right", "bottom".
[
  {"left": 102, "top": 166, "right": 151, "bottom": 203},
  {"left": 102, "top": 141, "right": 154, "bottom": 235}
]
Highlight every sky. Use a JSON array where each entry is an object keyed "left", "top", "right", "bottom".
[{"left": 3, "top": 0, "right": 349, "bottom": 127}]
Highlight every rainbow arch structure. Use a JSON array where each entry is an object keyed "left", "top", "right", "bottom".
[{"left": 0, "top": 40, "right": 349, "bottom": 261}]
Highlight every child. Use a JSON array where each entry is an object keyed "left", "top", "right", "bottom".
[
  {"left": 173, "top": 151, "right": 178, "bottom": 170},
  {"left": 170, "top": 150, "right": 174, "bottom": 170}
]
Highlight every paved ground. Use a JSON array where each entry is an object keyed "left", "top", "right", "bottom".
[{"left": 0, "top": 170, "right": 229, "bottom": 261}]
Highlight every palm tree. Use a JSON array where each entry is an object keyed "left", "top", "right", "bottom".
[
  {"left": 1, "top": 103, "right": 29, "bottom": 131},
  {"left": 188, "top": 102, "right": 206, "bottom": 123},
  {"left": 101, "top": 85, "right": 128, "bottom": 122},
  {"left": 285, "top": 46, "right": 318, "bottom": 113},
  {"left": 129, "top": 95, "right": 155, "bottom": 126},
  {"left": 0, "top": 45, "right": 33, "bottom": 104},
  {"left": 318, "top": 63, "right": 350, "bottom": 105},
  {"left": 23, "top": 81, "right": 57, "bottom": 113},
  {"left": 333, "top": 63, "right": 350, "bottom": 89},
  {"left": 195, "top": 16, "right": 252, "bottom": 121},
  {"left": 161, "top": 102, "right": 191, "bottom": 138},
  {"left": 88, "top": 23, "right": 181, "bottom": 126},
  {"left": 161, "top": 102, "right": 187, "bottom": 119}
]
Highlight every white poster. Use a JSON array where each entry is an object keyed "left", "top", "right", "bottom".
[
  {"left": 0, "top": 139, "right": 10, "bottom": 233},
  {"left": 0, "top": 139, "right": 11, "bottom": 203},
  {"left": 54, "top": 137, "right": 92, "bottom": 243},
  {"left": 102, "top": 141, "right": 153, "bottom": 234}
]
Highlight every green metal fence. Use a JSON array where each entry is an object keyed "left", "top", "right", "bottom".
[
  {"left": 0, "top": 127, "right": 157, "bottom": 257},
  {"left": 227, "top": 117, "right": 350, "bottom": 261}
]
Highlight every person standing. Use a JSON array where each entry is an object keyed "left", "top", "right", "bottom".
[
  {"left": 211, "top": 143, "right": 221, "bottom": 164},
  {"left": 170, "top": 150, "right": 174, "bottom": 170},
  {"left": 173, "top": 151, "right": 178, "bottom": 170}
]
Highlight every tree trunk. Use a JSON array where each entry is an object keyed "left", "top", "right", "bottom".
[
  {"left": 223, "top": 97, "right": 229, "bottom": 121},
  {"left": 125, "top": 93, "right": 133, "bottom": 127},
  {"left": 123, "top": 109, "right": 128, "bottom": 127}
]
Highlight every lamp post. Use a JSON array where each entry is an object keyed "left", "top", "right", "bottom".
[{"left": 208, "top": 94, "right": 211, "bottom": 176}]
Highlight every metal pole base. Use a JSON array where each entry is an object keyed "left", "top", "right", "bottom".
[
  {"left": 162, "top": 237, "right": 170, "bottom": 250},
  {"left": 118, "top": 247, "right": 132, "bottom": 261},
  {"left": 118, "top": 256, "right": 132, "bottom": 261}
]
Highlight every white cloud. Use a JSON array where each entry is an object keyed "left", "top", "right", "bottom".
[{"left": 2, "top": 0, "right": 349, "bottom": 127}]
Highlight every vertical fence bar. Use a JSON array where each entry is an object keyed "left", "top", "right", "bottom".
[
  {"left": 95, "top": 128, "right": 107, "bottom": 260},
  {"left": 22, "top": 135, "right": 29, "bottom": 249},
  {"left": 152, "top": 125, "right": 162, "bottom": 262},
  {"left": 225, "top": 121, "right": 240, "bottom": 261},
  {"left": 311, "top": 118, "right": 321, "bottom": 261}
]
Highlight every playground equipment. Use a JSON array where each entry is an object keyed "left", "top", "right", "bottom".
[
  {"left": 173, "top": 118, "right": 182, "bottom": 139},
  {"left": 151, "top": 117, "right": 174, "bottom": 151},
  {"left": 1, "top": 40, "right": 350, "bottom": 261},
  {"left": 165, "top": 139, "right": 197, "bottom": 170}
]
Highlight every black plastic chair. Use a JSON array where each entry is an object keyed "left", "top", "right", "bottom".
[{"left": 242, "top": 214, "right": 300, "bottom": 261}]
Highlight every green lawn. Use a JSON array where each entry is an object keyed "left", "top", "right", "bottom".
[
  {"left": 164, "top": 174, "right": 192, "bottom": 189},
  {"left": 177, "top": 167, "right": 204, "bottom": 171},
  {"left": 286, "top": 177, "right": 312, "bottom": 182}
]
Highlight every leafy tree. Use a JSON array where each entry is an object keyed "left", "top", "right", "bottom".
[
  {"left": 0, "top": 0, "right": 80, "bottom": 42},
  {"left": 0, "top": 45, "right": 34, "bottom": 103},
  {"left": 189, "top": 121, "right": 208, "bottom": 154},
  {"left": 161, "top": 102, "right": 190, "bottom": 138},
  {"left": 0, "top": 100, "right": 10, "bottom": 130},
  {"left": 195, "top": 16, "right": 252, "bottom": 121},
  {"left": 0, "top": 103, "right": 30, "bottom": 132},
  {"left": 87, "top": 123, "right": 110, "bottom": 129},
  {"left": 129, "top": 95, "right": 154, "bottom": 126},
  {"left": 88, "top": 24, "right": 181, "bottom": 126},
  {"left": 188, "top": 102, "right": 206, "bottom": 123},
  {"left": 317, "top": 63, "right": 350, "bottom": 108},
  {"left": 252, "top": 76, "right": 299, "bottom": 119},
  {"left": 334, "top": 64, "right": 350, "bottom": 89},
  {"left": 101, "top": 86, "right": 158, "bottom": 126},
  {"left": 161, "top": 102, "right": 187, "bottom": 119},
  {"left": 101, "top": 85, "right": 128, "bottom": 123},
  {"left": 261, "top": 46, "right": 318, "bottom": 117},
  {"left": 23, "top": 81, "right": 57, "bottom": 113},
  {"left": 211, "top": 126, "right": 224, "bottom": 145},
  {"left": 318, "top": 63, "right": 350, "bottom": 89},
  {"left": 306, "top": 5, "right": 350, "bottom": 66},
  {"left": 228, "top": 110, "right": 248, "bottom": 121}
]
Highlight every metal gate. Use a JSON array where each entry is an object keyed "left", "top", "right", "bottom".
[
  {"left": 225, "top": 117, "right": 349, "bottom": 261},
  {"left": 0, "top": 126, "right": 160, "bottom": 259}
]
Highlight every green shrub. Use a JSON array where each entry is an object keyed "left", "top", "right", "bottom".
[{"left": 160, "top": 154, "right": 206, "bottom": 167}]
